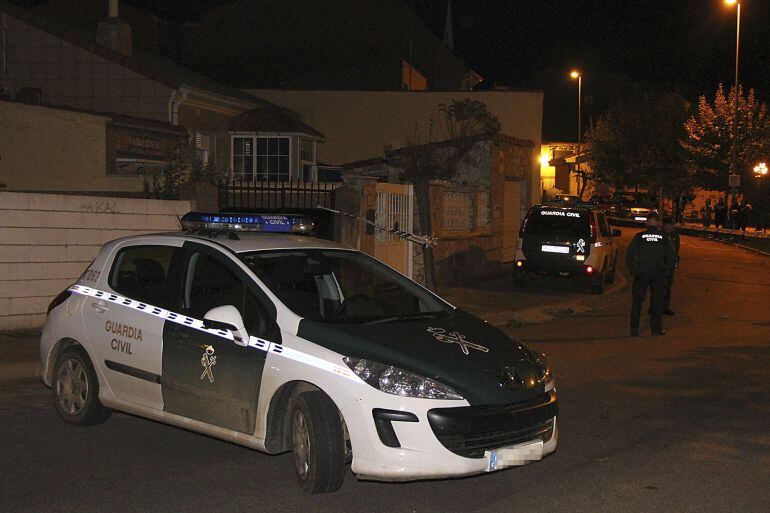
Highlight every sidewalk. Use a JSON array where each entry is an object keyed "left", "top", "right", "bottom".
[
  {"left": 677, "top": 223, "right": 770, "bottom": 256},
  {"left": 0, "top": 329, "right": 41, "bottom": 382}
]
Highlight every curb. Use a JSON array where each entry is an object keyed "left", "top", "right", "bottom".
[{"left": 487, "top": 267, "right": 629, "bottom": 329}]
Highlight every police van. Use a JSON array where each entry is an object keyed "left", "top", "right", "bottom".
[
  {"left": 41, "top": 212, "right": 558, "bottom": 493},
  {"left": 514, "top": 204, "right": 621, "bottom": 294}
]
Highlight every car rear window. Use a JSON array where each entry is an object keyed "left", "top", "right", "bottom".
[{"left": 524, "top": 208, "right": 590, "bottom": 234}]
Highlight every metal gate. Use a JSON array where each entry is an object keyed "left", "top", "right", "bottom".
[{"left": 374, "top": 183, "right": 413, "bottom": 277}]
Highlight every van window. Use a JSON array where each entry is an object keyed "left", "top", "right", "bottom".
[
  {"left": 109, "top": 245, "right": 178, "bottom": 307},
  {"left": 524, "top": 208, "right": 590, "bottom": 234}
]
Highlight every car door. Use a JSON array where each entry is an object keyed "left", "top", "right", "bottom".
[
  {"left": 161, "top": 241, "right": 279, "bottom": 434},
  {"left": 83, "top": 242, "right": 183, "bottom": 410}
]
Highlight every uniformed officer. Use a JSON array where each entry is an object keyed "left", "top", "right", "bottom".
[
  {"left": 626, "top": 216, "right": 676, "bottom": 336},
  {"left": 662, "top": 217, "right": 680, "bottom": 316}
]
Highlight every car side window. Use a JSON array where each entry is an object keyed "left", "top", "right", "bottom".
[
  {"left": 597, "top": 213, "right": 611, "bottom": 237},
  {"left": 183, "top": 250, "right": 274, "bottom": 338},
  {"left": 109, "top": 245, "right": 179, "bottom": 308}
]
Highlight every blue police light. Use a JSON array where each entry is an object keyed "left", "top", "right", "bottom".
[{"left": 181, "top": 212, "right": 314, "bottom": 234}]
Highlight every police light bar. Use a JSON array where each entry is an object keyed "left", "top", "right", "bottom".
[{"left": 181, "top": 212, "right": 314, "bottom": 234}]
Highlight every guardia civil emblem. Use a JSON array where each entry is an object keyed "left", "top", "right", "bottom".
[
  {"left": 200, "top": 345, "right": 217, "bottom": 383},
  {"left": 576, "top": 238, "right": 586, "bottom": 253},
  {"left": 427, "top": 327, "right": 489, "bottom": 355}
]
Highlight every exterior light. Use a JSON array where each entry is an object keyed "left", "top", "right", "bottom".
[
  {"left": 725, "top": 0, "right": 738, "bottom": 6},
  {"left": 570, "top": 70, "right": 581, "bottom": 79},
  {"left": 754, "top": 162, "right": 768, "bottom": 176},
  {"left": 540, "top": 154, "right": 550, "bottom": 167}
]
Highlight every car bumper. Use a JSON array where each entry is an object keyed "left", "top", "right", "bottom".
[{"left": 344, "top": 388, "right": 559, "bottom": 481}]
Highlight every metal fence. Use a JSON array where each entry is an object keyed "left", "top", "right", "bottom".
[{"left": 219, "top": 176, "right": 338, "bottom": 211}]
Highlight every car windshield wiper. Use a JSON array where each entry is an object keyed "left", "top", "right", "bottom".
[{"left": 363, "top": 312, "right": 446, "bottom": 325}]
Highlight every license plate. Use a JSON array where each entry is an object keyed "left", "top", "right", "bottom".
[
  {"left": 541, "top": 245, "right": 570, "bottom": 254},
  {"left": 634, "top": 216, "right": 647, "bottom": 221},
  {"left": 485, "top": 440, "right": 544, "bottom": 472}
]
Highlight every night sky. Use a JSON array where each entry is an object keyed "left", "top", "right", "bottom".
[{"left": 12, "top": 0, "right": 770, "bottom": 139}]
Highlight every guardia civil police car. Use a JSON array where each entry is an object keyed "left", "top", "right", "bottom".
[
  {"left": 41, "top": 212, "right": 558, "bottom": 494},
  {"left": 514, "top": 203, "right": 621, "bottom": 294}
]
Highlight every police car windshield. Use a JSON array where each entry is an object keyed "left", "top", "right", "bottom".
[
  {"left": 525, "top": 208, "right": 589, "bottom": 234},
  {"left": 239, "top": 249, "right": 450, "bottom": 324}
]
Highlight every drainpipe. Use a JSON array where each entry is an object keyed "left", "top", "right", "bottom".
[
  {"left": 168, "top": 88, "right": 187, "bottom": 125},
  {"left": 1, "top": 13, "right": 8, "bottom": 97}
]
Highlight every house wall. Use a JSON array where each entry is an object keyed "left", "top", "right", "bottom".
[
  {"left": 0, "top": 100, "right": 147, "bottom": 192},
  {"left": 2, "top": 12, "right": 172, "bottom": 122},
  {"left": 246, "top": 90, "right": 543, "bottom": 204},
  {"left": 0, "top": 191, "right": 193, "bottom": 330}
]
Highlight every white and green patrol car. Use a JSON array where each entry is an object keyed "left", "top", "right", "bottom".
[{"left": 40, "top": 212, "right": 558, "bottom": 493}]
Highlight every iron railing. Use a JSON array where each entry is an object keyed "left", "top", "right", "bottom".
[{"left": 219, "top": 175, "right": 339, "bottom": 211}]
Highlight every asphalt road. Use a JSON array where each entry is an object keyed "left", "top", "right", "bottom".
[{"left": 3, "top": 232, "right": 770, "bottom": 513}]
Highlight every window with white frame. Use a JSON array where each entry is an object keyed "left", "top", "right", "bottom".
[{"left": 231, "top": 136, "right": 290, "bottom": 182}]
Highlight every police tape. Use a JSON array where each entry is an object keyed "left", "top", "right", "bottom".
[{"left": 68, "top": 284, "right": 360, "bottom": 383}]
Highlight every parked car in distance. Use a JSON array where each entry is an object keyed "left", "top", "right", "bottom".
[{"left": 607, "top": 191, "right": 658, "bottom": 225}]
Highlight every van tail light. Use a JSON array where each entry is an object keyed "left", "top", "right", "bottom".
[
  {"left": 585, "top": 265, "right": 595, "bottom": 274},
  {"left": 47, "top": 289, "right": 72, "bottom": 317}
]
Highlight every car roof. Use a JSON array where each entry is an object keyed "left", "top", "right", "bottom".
[
  {"left": 534, "top": 203, "right": 597, "bottom": 213},
  {"left": 111, "top": 232, "right": 350, "bottom": 254}
]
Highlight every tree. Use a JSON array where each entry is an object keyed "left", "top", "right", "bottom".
[
  {"left": 683, "top": 84, "right": 770, "bottom": 203},
  {"left": 585, "top": 89, "right": 692, "bottom": 211},
  {"left": 384, "top": 99, "right": 500, "bottom": 290}
]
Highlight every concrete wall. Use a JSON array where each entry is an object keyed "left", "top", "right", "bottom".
[
  {"left": 0, "top": 191, "right": 193, "bottom": 330},
  {"left": 0, "top": 100, "right": 144, "bottom": 192},
  {"left": 246, "top": 90, "right": 543, "bottom": 205}
]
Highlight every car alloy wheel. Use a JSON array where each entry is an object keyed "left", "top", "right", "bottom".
[
  {"left": 292, "top": 409, "right": 311, "bottom": 480},
  {"left": 56, "top": 357, "right": 89, "bottom": 416}
]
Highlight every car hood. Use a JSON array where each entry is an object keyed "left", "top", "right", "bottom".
[{"left": 297, "top": 310, "right": 549, "bottom": 406}]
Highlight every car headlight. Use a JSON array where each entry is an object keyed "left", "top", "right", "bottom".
[
  {"left": 343, "top": 357, "right": 464, "bottom": 400},
  {"left": 535, "top": 352, "right": 553, "bottom": 384}
]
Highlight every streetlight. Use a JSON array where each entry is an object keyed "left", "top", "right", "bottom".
[
  {"left": 570, "top": 70, "right": 582, "bottom": 196},
  {"left": 725, "top": 0, "right": 742, "bottom": 206},
  {"left": 754, "top": 162, "right": 768, "bottom": 177}
]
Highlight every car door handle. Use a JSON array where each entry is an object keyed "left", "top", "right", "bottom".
[{"left": 91, "top": 301, "right": 109, "bottom": 313}]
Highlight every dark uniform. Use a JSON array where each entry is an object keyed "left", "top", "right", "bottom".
[
  {"left": 626, "top": 225, "right": 676, "bottom": 336},
  {"left": 662, "top": 226, "right": 680, "bottom": 314}
]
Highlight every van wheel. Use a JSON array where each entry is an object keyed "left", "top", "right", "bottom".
[
  {"left": 513, "top": 271, "right": 528, "bottom": 288},
  {"left": 290, "top": 391, "right": 346, "bottom": 494},
  {"left": 52, "top": 346, "right": 112, "bottom": 426},
  {"left": 605, "top": 252, "right": 618, "bottom": 284}
]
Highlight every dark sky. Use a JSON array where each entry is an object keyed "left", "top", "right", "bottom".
[
  {"left": 13, "top": 0, "right": 770, "bottom": 139},
  {"left": 413, "top": 0, "right": 770, "bottom": 139}
]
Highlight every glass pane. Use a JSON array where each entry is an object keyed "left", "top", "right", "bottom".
[
  {"left": 267, "top": 156, "right": 278, "bottom": 176},
  {"left": 233, "top": 137, "right": 244, "bottom": 155},
  {"left": 278, "top": 138, "right": 289, "bottom": 156},
  {"left": 256, "top": 137, "right": 268, "bottom": 155},
  {"left": 234, "top": 156, "right": 244, "bottom": 175},
  {"left": 244, "top": 156, "right": 254, "bottom": 182},
  {"left": 268, "top": 138, "right": 279, "bottom": 155},
  {"left": 279, "top": 156, "right": 289, "bottom": 176},
  {"left": 244, "top": 138, "right": 254, "bottom": 156}
]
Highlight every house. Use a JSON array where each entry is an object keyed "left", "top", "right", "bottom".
[{"left": 0, "top": 0, "right": 325, "bottom": 195}]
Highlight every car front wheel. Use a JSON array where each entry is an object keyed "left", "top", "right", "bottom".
[
  {"left": 52, "top": 345, "right": 112, "bottom": 426},
  {"left": 290, "top": 391, "right": 346, "bottom": 494}
]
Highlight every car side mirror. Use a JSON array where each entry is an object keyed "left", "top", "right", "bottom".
[
  {"left": 203, "top": 305, "right": 249, "bottom": 347},
  {"left": 612, "top": 229, "right": 622, "bottom": 237}
]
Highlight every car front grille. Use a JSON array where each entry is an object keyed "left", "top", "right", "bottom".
[{"left": 427, "top": 392, "right": 557, "bottom": 459}]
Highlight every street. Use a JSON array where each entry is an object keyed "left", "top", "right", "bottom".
[{"left": 3, "top": 231, "right": 770, "bottom": 513}]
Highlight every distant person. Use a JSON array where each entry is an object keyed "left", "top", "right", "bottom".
[
  {"left": 701, "top": 198, "right": 713, "bottom": 229},
  {"left": 675, "top": 194, "right": 686, "bottom": 224},
  {"left": 626, "top": 216, "right": 677, "bottom": 337},
  {"left": 662, "top": 217, "right": 680, "bottom": 316},
  {"left": 739, "top": 201, "right": 752, "bottom": 232},
  {"left": 729, "top": 202, "right": 740, "bottom": 230},
  {"left": 714, "top": 198, "right": 726, "bottom": 228}
]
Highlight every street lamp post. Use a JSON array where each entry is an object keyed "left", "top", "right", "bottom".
[
  {"left": 570, "top": 70, "right": 582, "bottom": 197},
  {"left": 726, "top": 0, "right": 742, "bottom": 207}
]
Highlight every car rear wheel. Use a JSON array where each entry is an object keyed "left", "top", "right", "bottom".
[
  {"left": 52, "top": 346, "right": 112, "bottom": 426},
  {"left": 290, "top": 391, "right": 346, "bottom": 494}
]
